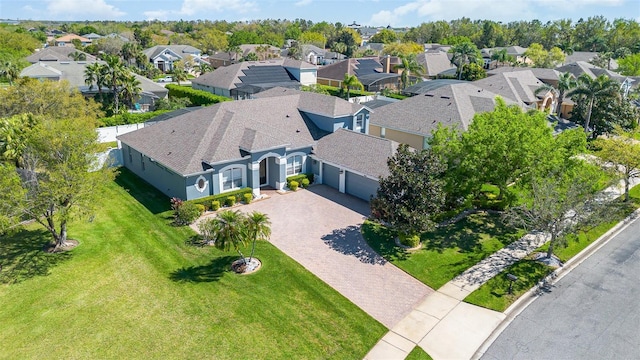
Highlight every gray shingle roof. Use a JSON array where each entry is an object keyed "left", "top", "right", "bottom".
[
  {"left": 118, "top": 94, "right": 338, "bottom": 175},
  {"left": 317, "top": 57, "right": 385, "bottom": 81},
  {"left": 473, "top": 70, "right": 545, "bottom": 104},
  {"left": 370, "top": 83, "right": 517, "bottom": 136},
  {"left": 26, "top": 47, "right": 96, "bottom": 63},
  {"left": 416, "top": 52, "right": 456, "bottom": 77},
  {"left": 314, "top": 128, "right": 397, "bottom": 179},
  {"left": 487, "top": 66, "right": 561, "bottom": 84},
  {"left": 252, "top": 87, "right": 365, "bottom": 118},
  {"left": 143, "top": 45, "right": 201, "bottom": 60}
]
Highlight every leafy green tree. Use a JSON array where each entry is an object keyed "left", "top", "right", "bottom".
[
  {"left": 382, "top": 42, "right": 424, "bottom": 56},
  {"left": 371, "top": 144, "right": 446, "bottom": 243},
  {"left": 369, "top": 29, "right": 398, "bottom": 44},
  {"left": 594, "top": 127, "right": 640, "bottom": 202},
  {"left": 229, "top": 30, "right": 262, "bottom": 47},
  {"left": 395, "top": 54, "right": 425, "bottom": 89},
  {"left": 459, "top": 63, "right": 486, "bottom": 81},
  {"left": 524, "top": 43, "right": 565, "bottom": 68},
  {"left": 246, "top": 211, "right": 271, "bottom": 261},
  {"left": 617, "top": 53, "right": 640, "bottom": 76},
  {"left": 0, "top": 113, "right": 38, "bottom": 167},
  {"left": 503, "top": 160, "right": 605, "bottom": 259},
  {"left": 300, "top": 31, "right": 326, "bottom": 48},
  {"left": 197, "top": 28, "right": 228, "bottom": 54},
  {"left": 341, "top": 73, "right": 363, "bottom": 100},
  {"left": 491, "top": 48, "right": 515, "bottom": 67},
  {"left": 0, "top": 115, "right": 115, "bottom": 250},
  {"left": 0, "top": 61, "right": 20, "bottom": 85},
  {"left": 449, "top": 41, "right": 482, "bottom": 80},
  {"left": 69, "top": 51, "right": 87, "bottom": 61},
  {"left": 568, "top": 74, "right": 619, "bottom": 135},
  {"left": 171, "top": 61, "right": 188, "bottom": 85},
  {"left": 244, "top": 52, "right": 258, "bottom": 61}
]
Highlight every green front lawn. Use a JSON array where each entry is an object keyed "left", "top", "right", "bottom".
[
  {"left": 406, "top": 346, "right": 433, "bottom": 360},
  {"left": 363, "top": 212, "right": 523, "bottom": 289},
  {"left": 0, "top": 169, "right": 385, "bottom": 359}
]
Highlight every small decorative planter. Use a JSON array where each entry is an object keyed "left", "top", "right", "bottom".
[
  {"left": 394, "top": 237, "right": 422, "bottom": 251},
  {"left": 231, "top": 258, "right": 262, "bottom": 274}
]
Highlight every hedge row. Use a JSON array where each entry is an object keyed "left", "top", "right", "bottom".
[
  {"left": 186, "top": 187, "right": 253, "bottom": 211},
  {"left": 99, "top": 110, "right": 170, "bottom": 127},
  {"left": 286, "top": 173, "right": 314, "bottom": 188},
  {"left": 314, "top": 84, "right": 373, "bottom": 98},
  {"left": 165, "top": 84, "right": 231, "bottom": 106}
]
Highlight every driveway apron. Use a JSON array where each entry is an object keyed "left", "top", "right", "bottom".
[{"left": 234, "top": 185, "right": 433, "bottom": 329}]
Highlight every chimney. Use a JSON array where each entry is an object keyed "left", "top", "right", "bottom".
[{"left": 385, "top": 55, "right": 391, "bottom": 73}]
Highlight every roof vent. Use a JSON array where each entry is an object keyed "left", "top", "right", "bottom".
[
  {"left": 425, "top": 94, "right": 434, "bottom": 97},
  {"left": 296, "top": 129, "right": 300, "bottom": 133},
  {"left": 441, "top": 96, "right": 450, "bottom": 99},
  {"left": 286, "top": 114, "right": 290, "bottom": 118}
]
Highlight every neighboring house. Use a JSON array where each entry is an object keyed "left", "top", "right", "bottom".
[
  {"left": 301, "top": 44, "right": 327, "bottom": 65},
  {"left": 416, "top": 51, "right": 457, "bottom": 79},
  {"left": 358, "top": 27, "right": 380, "bottom": 44},
  {"left": 143, "top": 45, "right": 203, "bottom": 72},
  {"left": 473, "top": 70, "right": 552, "bottom": 111},
  {"left": 368, "top": 82, "right": 517, "bottom": 150},
  {"left": 239, "top": 44, "right": 281, "bottom": 59},
  {"left": 402, "top": 79, "right": 468, "bottom": 96},
  {"left": 556, "top": 61, "right": 637, "bottom": 99},
  {"left": 192, "top": 58, "right": 317, "bottom": 99},
  {"left": 117, "top": 87, "right": 380, "bottom": 201},
  {"left": 208, "top": 52, "right": 240, "bottom": 68},
  {"left": 54, "top": 34, "right": 92, "bottom": 47},
  {"left": 562, "top": 51, "right": 618, "bottom": 70},
  {"left": 26, "top": 47, "right": 97, "bottom": 63},
  {"left": 82, "top": 33, "right": 102, "bottom": 41},
  {"left": 105, "top": 33, "right": 130, "bottom": 42},
  {"left": 481, "top": 46, "right": 530, "bottom": 69},
  {"left": 317, "top": 57, "right": 401, "bottom": 91},
  {"left": 20, "top": 61, "right": 168, "bottom": 109}
]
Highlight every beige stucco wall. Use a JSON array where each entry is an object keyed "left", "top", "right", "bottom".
[
  {"left": 369, "top": 125, "right": 382, "bottom": 137},
  {"left": 370, "top": 126, "right": 425, "bottom": 149}
]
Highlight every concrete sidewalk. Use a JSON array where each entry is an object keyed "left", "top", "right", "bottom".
[{"left": 365, "top": 178, "right": 638, "bottom": 360}]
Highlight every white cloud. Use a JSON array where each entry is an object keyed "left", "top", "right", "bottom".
[
  {"left": 178, "top": 0, "right": 257, "bottom": 16},
  {"left": 295, "top": 0, "right": 312, "bottom": 6},
  {"left": 46, "top": 0, "right": 125, "bottom": 19}
]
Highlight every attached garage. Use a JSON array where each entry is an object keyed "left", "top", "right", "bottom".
[
  {"left": 322, "top": 163, "right": 341, "bottom": 190},
  {"left": 345, "top": 171, "right": 378, "bottom": 201}
]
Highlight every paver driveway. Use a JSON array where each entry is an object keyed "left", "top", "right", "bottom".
[{"left": 212, "top": 185, "right": 433, "bottom": 329}]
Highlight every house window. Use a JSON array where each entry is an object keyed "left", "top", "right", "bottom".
[
  {"left": 286, "top": 155, "right": 303, "bottom": 176},
  {"left": 140, "top": 153, "right": 145, "bottom": 171},
  {"left": 128, "top": 146, "right": 132, "bottom": 163},
  {"left": 222, "top": 168, "right": 242, "bottom": 191},
  {"left": 195, "top": 175, "right": 207, "bottom": 193},
  {"left": 355, "top": 114, "right": 365, "bottom": 132}
]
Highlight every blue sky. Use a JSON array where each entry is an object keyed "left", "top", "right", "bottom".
[{"left": 2, "top": 0, "right": 638, "bottom": 27}]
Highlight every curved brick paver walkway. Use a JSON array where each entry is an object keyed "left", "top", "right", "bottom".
[{"left": 195, "top": 185, "right": 433, "bottom": 329}]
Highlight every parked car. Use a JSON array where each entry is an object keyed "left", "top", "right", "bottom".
[{"left": 157, "top": 76, "right": 173, "bottom": 83}]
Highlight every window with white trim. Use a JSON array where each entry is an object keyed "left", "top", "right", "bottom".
[
  {"left": 286, "top": 155, "right": 303, "bottom": 176},
  {"left": 195, "top": 175, "right": 208, "bottom": 193},
  {"left": 222, "top": 168, "right": 242, "bottom": 191},
  {"left": 355, "top": 113, "right": 365, "bottom": 132}
]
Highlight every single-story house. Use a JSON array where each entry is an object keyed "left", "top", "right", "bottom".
[
  {"left": 192, "top": 58, "right": 317, "bottom": 100},
  {"left": 54, "top": 34, "right": 92, "bottom": 47},
  {"left": 20, "top": 61, "right": 168, "bottom": 109},
  {"left": 368, "top": 82, "right": 518, "bottom": 149},
  {"left": 143, "top": 45, "right": 203, "bottom": 72},
  {"left": 117, "top": 87, "right": 386, "bottom": 201},
  {"left": 26, "top": 47, "right": 97, "bottom": 63}
]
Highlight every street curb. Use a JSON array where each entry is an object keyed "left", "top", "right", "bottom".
[{"left": 471, "top": 206, "right": 640, "bottom": 360}]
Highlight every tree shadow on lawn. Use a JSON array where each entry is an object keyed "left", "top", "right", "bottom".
[
  {"left": 423, "top": 213, "right": 520, "bottom": 253},
  {"left": 114, "top": 168, "right": 171, "bottom": 215},
  {"left": 0, "top": 228, "right": 72, "bottom": 284},
  {"left": 321, "top": 225, "right": 388, "bottom": 265},
  {"left": 169, "top": 256, "right": 237, "bottom": 283},
  {"left": 359, "top": 222, "right": 409, "bottom": 262}
]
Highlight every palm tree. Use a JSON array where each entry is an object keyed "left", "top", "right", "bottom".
[
  {"left": 171, "top": 63, "right": 188, "bottom": 85},
  {"left": 1, "top": 61, "right": 20, "bottom": 85},
  {"left": 568, "top": 74, "right": 619, "bottom": 134},
  {"left": 102, "top": 55, "right": 128, "bottom": 113},
  {"left": 120, "top": 73, "right": 142, "bottom": 109},
  {"left": 332, "top": 42, "right": 348, "bottom": 56},
  {"left": 246, "top": 211, "right": 271, "bottom": 262},
  {"left": 69, "top": 51, "right": 87, "bottom": 61},
  {"left": 449, "top": 42, "right": 481, "bottom": 80},
  {"left": 120, "top": 42, "right": 138, "bottom": 66},
  {"left": 84, "top": 62, "right": 104, "bottom": 93},
  {"left": 554, "top": 72, "right": 577, "bottom": 117},
  {"left": 342, "top": 73, "right": 363, "bottom": 100},
  {"left": 196, "top": 62, "right": 212, "bottom": 75},
  {"left": 213, "top": 210, "right": 249, "bottom": 264},
  {"left": 226, "top": 45, "right": 241, "bottom": 62},
  {"left": 490, "top": 48, "right": 514, "bottom": 67},
  {"left": 394, "top": 54, "right": 425, "bottom": 89}
]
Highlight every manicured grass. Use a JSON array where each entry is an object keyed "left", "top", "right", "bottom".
[
  {"left": 465, "top": 185, "right": 640, "bottom": 312},
  {"left": 406, "top": 346, "right": 433, "bottom": 360},
  {"left": 464, "top": 260, "right": 553, "bottom": 312},
  {"left": 0, "top": 169, "right": 386, "bottom": 359},
  {"left": 362, "top": 212, "right": 523, "bottom": 289}
]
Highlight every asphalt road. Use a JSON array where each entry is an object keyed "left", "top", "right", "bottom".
[{"left": 481, "top": 217, "right": 640, "bottom": 360}]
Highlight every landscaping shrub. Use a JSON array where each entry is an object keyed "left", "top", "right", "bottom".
[
  {"left": 174, "top": 201, "right": 202, "bottom": 225},
  {"left": 186, "top": 188, "right": 252, "bottom": 210},
  {"left": 286, "top": 173, "right": 314, "bottom": 188},
  {"left": 399, "top": 233, "right": 421, "bottom": 248},
  {"left": 195, "top": 204, "right": 205, "bottom": 214},
  {"left": 311, "top": 84, "right": 373, "bottom": 99},
  {"left": 225, "top": 196, "right": 236, "bottom": 207},
  {"left": 289, "top": 181, "right": 299, "bottom": 191},
  {"left": 211, "top": 200, "right": 221, "bottom": 211},
  {"left": 243, "top": 193, "right": 253, "bottom": 204},
  {"left": 99, "top": 110, "right": 169, "bottom": 127},
  {"left": 165, "top": 84, "right": 231, "bottom": 106},
  {"left": 301, "top": 178, "right": 310, "bottom": 188}
]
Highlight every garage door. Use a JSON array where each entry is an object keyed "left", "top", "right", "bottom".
[
  {"left": 322, "top": 163, "right": 340, "bottom": 190},
  {"left": 345, "top": 171, "right": 379, "bottom": 201}
]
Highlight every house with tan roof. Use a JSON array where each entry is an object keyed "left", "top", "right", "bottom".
[
  {"left": 473, "top": 70, "right": 554, "bottom": 112},
  {"left": 54, "top": 34, "right": 92, "bottom": 47},
  {"left": 368, "top": 82, "right": 519, "bottom": 149},
  {"left": 27, "top": 47, "right": 97, "bottom": 63},
  {"left": 192, "top": 58, "right": 317, "bottom": 100},
  {"left": 117, "top": 87, "right": 388, "bottom": 201},
  {"left": 416, "top": 52, "right": 457, "bottom": 79}
]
